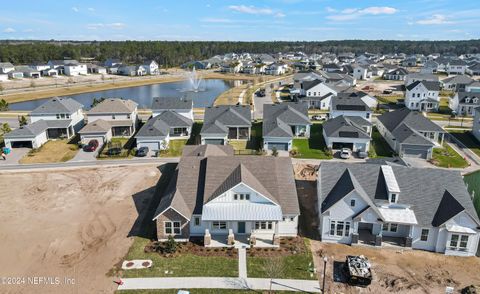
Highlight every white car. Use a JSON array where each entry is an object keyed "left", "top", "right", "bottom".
[{"left": 340, "top": 148, "right": 352, "bottom": 159}]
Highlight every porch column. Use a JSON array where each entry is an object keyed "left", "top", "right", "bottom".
[
  {"left": 66, "top": 127, "right": 70, "bottom": 139},
  {"left": 405, "top": 225, "right": 413, "bottom": 247},
  {"left": 272, "top": 221, "right": 280, "bottom": 246},
  {"left": 440, "top": 133, "right": 444, "bottom": 146},
  {"left": 351, "top": 221, "right": 359, "bottom": 244},
  {"left": 204, "top": 229, "right": 211, "bottom": 246},
  {"left": 237, "top": 127, "right": 240, "bottom": 139}
]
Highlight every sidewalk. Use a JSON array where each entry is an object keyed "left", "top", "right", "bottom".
[{"left": 117, "top": 277, "right": 321, "bottom": 292}]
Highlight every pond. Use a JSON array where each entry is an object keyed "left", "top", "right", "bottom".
[{"left": 9, "top": 79, "right": 239, "bottom": 110}]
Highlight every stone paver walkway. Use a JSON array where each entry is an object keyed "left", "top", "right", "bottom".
[
  {"left": 117, "top": 277, "right": 321, "bottom": 292},
  {"left": 238, "top": 248, "right": 247, "bottom": 279}
]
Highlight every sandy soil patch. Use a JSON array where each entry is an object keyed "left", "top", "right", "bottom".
[{"left": 0, "top": 165, "right": 161, "bottom": 293}]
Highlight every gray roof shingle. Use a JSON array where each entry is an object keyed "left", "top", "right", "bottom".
[
  {"left": 201, "top": 105, "right": 251, "bottom": 135},
  {"left": 323, "top": 116, "right": 371, "bottom": 139},
  {"left": 263, "top": 102, "right": 310, "bottom": 138},
  {"left": 136, "top": 111, "right": 193, "bottom": 137},
  {"left": 406, "top": 80, "right": 440, "bottom": 91},
  {"left": 30, "top": 97, "right": 83, "bottom": 115},
  {"left": 88, "top": 98, "right": 137, "bottom": 114},
  {"left": 331, "top": 96, "right": 370, "bottom": 111},
  {"left": 151, "top": 97, "right": 193, "bottom": 111}
]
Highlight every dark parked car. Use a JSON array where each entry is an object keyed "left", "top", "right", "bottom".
[
  {"left": 136, "top": 146, "right": 149, "bottom": 157},
  {"left": 83, "top": 139, "right": 99, "bottom": 152},
  {"left": 107, "top": 147, "right": 122, "bottom": 156}
]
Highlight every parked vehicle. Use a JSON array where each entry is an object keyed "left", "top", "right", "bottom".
[
  {"left": 344, "top": 255, "right": 372, "bottom": 287},
  {"left": 383, "top": 89, "right": 393, "bottom": 94},
  {"left": 357, "top": 151, "right": 368, "bottom": 159},
  {"left": 340, "top": 148, "right": 352, "bottom": 159},
  {"left": 256, "top": 88, "right": 266, "bottom": 97},
  {"left": 136, "top": 146, "right": 149, "bottom": 157},
  {"left": 311, "top": 114, "right": 327, "bottom": 121},
  {"left": 83, "top": 139, "right": 99, "bottom": 152},
  {"left": 107, "top": 147, "right": 122, "bottom": 156}
]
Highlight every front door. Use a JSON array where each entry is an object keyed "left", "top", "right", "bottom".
[{"left": 238, "top": 222, "right": 246, "bottom": 234}]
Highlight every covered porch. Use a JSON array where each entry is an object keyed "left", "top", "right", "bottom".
[
  {"left": 205, "top": 231, "right": 279, "bottom": 248},
  {"left": 110, "top": 120, "right": 134, "bottom": 137},
  {"left": 227, "top": 127, "right": 251, "bottom": 140}
]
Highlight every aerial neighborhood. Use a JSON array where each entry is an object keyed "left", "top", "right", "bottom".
[{"left": 1, "top": 43, "right": 480, "bottom": 293}]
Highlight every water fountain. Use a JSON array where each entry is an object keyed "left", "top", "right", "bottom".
[{"left": 184, "top": 66, "right": 205, "bottom": 92}]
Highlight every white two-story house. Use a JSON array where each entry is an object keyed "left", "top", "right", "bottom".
[
  {"left": 152, "top": 145, "right": 300, "bottom": 247},
  {"left": 329, "top": 96, "right": 372, "bottom": 121},
  {"left": 405, "top": 81, "right": 440, "bottom": 112},
  {"left": 318, "top": 162, "right": 480, "bottom": 257},
  {"left": 449, "top": 92, "right": 480, "bottom": 116},
  {"left": 142, "top": 60, "right": 159, "bottom": 75}
]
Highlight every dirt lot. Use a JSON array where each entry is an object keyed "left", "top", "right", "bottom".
[
  {"left": 0, "top": 165, "right": 161, "bottom": 294},
  {"left": 311, "top": 241, "right": 480, "bottom": 294}
]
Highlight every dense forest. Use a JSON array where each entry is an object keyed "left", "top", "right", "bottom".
[{"left": 1, "top": 40, "right": 480, "bottom": 67}]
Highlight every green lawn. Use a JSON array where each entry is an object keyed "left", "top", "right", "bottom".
[
  {"left": 292, "top": 124, "right": 332, "bottom": 159},
  {"left": 247, "top": 239, "right": 316, "bottom": 280},
  {"left": 431, "top": 144, "right": 468, "bottom": 168},
  {"left": 376, "top": 95, "right": 403, "bottom": 104},
  {"left": 449, "top": 131, "right": 480, "bottom": 158},
  {"left": 230, "top": 122, "right": 263, "bottom": 154},
  {"left": 160, "top": 139, "right": 187, "bottom": 157},
  {"left": 119, "top": 237, "right": 238, "bottom": 278},
  {"left": 98, "top": 137, "right": 135, "bottom": 158},
  {"left": 116, "top": 290, "right": 298, "bottom": 294},
  {"left": 464, "top": 171, "right": 480, "bottom": 218},
  {"left": 19, "top": 139, "right": 79, "bottom": 164},
  {"left": 369, "top": 127, "right": 395, "bottom": 158}
]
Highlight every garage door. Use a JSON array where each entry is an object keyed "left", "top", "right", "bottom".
[
  {"left": 11, "top": 141, "right": 33, "bottom": 148},
  {"left": 332, "top": 142, "right": 354, "bottom": 150},
  {"left": 204, "top": 139, "right": 224, "bottom": 145},
  {"left": 403, "top": 147, "right": 428, "bottom": 159},
  {"left": 137, "top": 141, "right": 160, "bottom": 150},
  {"left": 267, "top": 142, "right": 288, "bottom": 151},
  {"left": 82, "top": 136, "right": 105, "bottom": 144}
]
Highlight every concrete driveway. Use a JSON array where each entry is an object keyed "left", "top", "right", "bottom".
[
  {"left": 0, "top": 148, "right": 29, "bottom": 165},
  {"left": 70, "top": 144, "right": 102, "bottom": 162}
]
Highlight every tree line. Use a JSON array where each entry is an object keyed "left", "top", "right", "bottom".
[{"left": 1, "top": 40, "right": 480, "bottom": 67}]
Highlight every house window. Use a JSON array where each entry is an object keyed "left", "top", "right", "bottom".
[
  {"left": 255, "top": 222, "right": 273, "bottom": 230},
  {"left": 366, "top": 113, "right": 370, "bottom": 119},
  {"left": 449, "top": 234, "right": 469, "bottom": 250},
  {"left": 245, "top": 194, "right": 250, "bottom": 200},
  {"left": 290, "top": 217, "right": 294, "bottom": 221},
  {"left": 329, "top": 220, "right": 350, "bottom": 237},
  {"left": 212, "top": 221, "right": 227, "bottom": 230},
  {"left": 112, "top": 114, "right": 116, "bottom": 119},
  {"left": 165, "top": 221, "right": 181, "bottom": 235},
  {"left": 60, "top": 114, "right": 65, "bottom": 119},
  {"left": 194, "top": 217, "right": 200, "bottom": 226},
  {"left": 390, "top": 194, "right": 397, "bottom": 203},
  {"left": 234, "top": 193, "right": 249, "bottom": 201},
  {"left": 127, "top": 114, "right": 131, "bottom": 119},
  {"left": 66, "top": 114, "right": 70, "bottom": 119},
  {"left": 350, "top": 199, "right": 356, "bottom": 207},
  {"left": 56, "top": 114, "right": 60, "bottom": 119},
  {"left": 173, "top": 128, "right": 184, "bottom": 135},
  {"left": 420, "top": 229, "right": 429, "bottom": 241},
  {"left": 382, "top": 223, "right": 398, "bottom": 232}
]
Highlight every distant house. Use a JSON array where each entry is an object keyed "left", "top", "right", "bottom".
[
  {"left": 265, "top": 63, "right": 286, "bottom": 75},
  {"left": 352, "top": 65, "right": 370, "bottom": 80},
  {"left": 47, "top": 59, "right": 79, "bottom": 74},
  {"left": 4, "top": 97, "right": 84, "bottom": 149},
  {"left": 0, "top": 74, "right": 8, "bottom": 82},
  {"left": 421, "top": 60, "right": 439, "bottom": 73},
  {"left": 117, "top": 65, "right": 137, "bottom": 76},
  {"left": 383, "top": 68, "right": 408, "bottom": 81},
  {"left": 87, "top": 64, "right": 107, "bottom": 74},
  {"left": 16, "top": 66, "right": 41, "bottom": 78},
  {"left": 262, "top": 102, "right": 311, "bottom": 151},
  {"left": 0, "top": 62, "right": 15, "bottom": 74},
  {"left": 64, "top": 63, "right": 87, "bottom": 76},
  {"left": 41, "top": 68, "right": 58, "bottom": 77},
  {"left": 449, "top": 92, "right": 480, "bottom": 116},
  {"left": 466, "top": 63, "right": 480, "bottom": 76},
  {"left": 322, "top": 115, "right": 372, "bottom": 152},
  {"left": 405, "top": 81, "right": 440, "bottom": 112},
  {"left": 29, "top": 63, "right": 50, "bottom": 72},
  {"left": 200, "top": 105, "right": 252, "bottom": 145},
  {"left": 336, "top": 91, "right": 378, "bottom": 109},
  {"left": 151, "top": 97, "right": 194, "bottom": 120},
  {"left": 142, "top": 60, "right": 159, "bottom": 75},
  {"left": 298, "top": 93, "right": 333, "bottom": 110},
  {"left": 441, "top": 75, "right": 474, "bottom": 91},
  {"left": 317, "top": 162, "right": 480, "bottom": 257},
  {"left": 8, "top": 71, "right": 24, "bottom": 79},
  {"left": 447, "top": 59, "right": 468, "bottom": 75},
  {"left": 330, "top": 96, "right": 372, "bottom": 121},
  {"left": 79, "top": 98, "right": 138, "bottom": 144},
  {"left": 401, "top": 56, "right": 417, "bottom": 67},
  {"left": 104, "top": 58, "right": 122, "bottom": 68},
  {"left": 405, "top": 73, "right": 439, "bottom": 86},
  {"left": 376, "top": 108, "right": 445, "bottom": 159},
  {"left": 181, "top": 60, "right": 211, "bottom": 70},
  {"left": 322, "top": 63, "right": 342, "bottom": 73}
]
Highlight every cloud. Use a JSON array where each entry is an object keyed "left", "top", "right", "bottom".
[
  {"left": 275, "top": 12, "right": 286, "bottom": 18},
  {"left": 327, "top": 6, "right": 397, "bottom": 21},
  {"left": 72, "top": 6, "right": 79, "bottom": 12},
  {"left": 88, "top": 7, "right": 95, "bottom": 12},
  {"left": 3, "top": 27, "right": 16, "bottom": 33},
  {"left": 416, "top": 14, "right": 452, "bottom": 25},
  {"left": 86, "top": 23, "right": 126, "bottom": 30},
  {"left": 228, "top": 5, "right": 278, "bottom": 15}
]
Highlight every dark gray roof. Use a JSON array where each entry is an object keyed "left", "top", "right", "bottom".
[
  {"left": 448, "top": 59, "right": 467, "bottom": 66},
  {"left": 442, "top": 75, "right": 473, "bottom": 85},
  {"left": 385, "top": 68, "right": 409, "bottom": 76},
  {"left": 0, "top": 62, "right": 14, "bottom": 68},
  {"left": 406, "top": 80, "right": 440, "bottom": 91},
  {"left": 391, "top": 123, "right": 435, "bottom": 146},
  {"left": 377, "top": 108, "right": 444, "bottom": 134},
  {"left": 136, "top": 111, "right": 193, "bottom": 137},
  {"left": 319, "top": 162, "right": 480, "bottom": 227},
  {"left": 78, "top": 119, "right": 111, "bottom": 134},
  {"left": 151, "top": 97, "right": 193, "bottom": 110},
  {"left": 201, "top": 105, "right": 251, "bottom": 135},
  {"left": 431, "top": 190, "right": 466, "bottom": 227},
  {"left": 331, "top": 96, "right": 370, "bottom": 111},
  {"left": 88, "top": 98, "right": 137, "bottom": 114},
  {"left": 263, "top": 102, "right": 310, "bottom": 138},
  {"left": 182, "top": 145, "right": 234, "bottom": 157},
  {"left": 30, "top": 97, "right": 83, "bottom": 114},
  {"left": 154, "top": 155, "right": 300, "bottom": 219},
  {"left": 302, "top": 79, "right": 322, "bottom": 91},
  {"left": 323, "top": 116, "right": 371, "bottom": 139},
  {"left": 4, "top": 119, "right": 71, "bottom": 138},
  {"left": 406, "top": 73, "right": 439, "bottom": 82},
  {"left": 456, "top": 92, "right": 480, "bottom": 104}
]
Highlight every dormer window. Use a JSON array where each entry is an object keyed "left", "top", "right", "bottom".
[
  {"left": 474, "top": 98, "right": 478, "bottom": 103},
  {"left": 390, "top": 193, "right": 397, "bottom": 203},
  {"left": 350, "top": 199, "right": 356, "bottom": 207},
  {"left": 465, "top": 98, "right": 470, "bottom": 103},
  {"left": 233, "top": 193, "right": 250, "bottom": 201}
]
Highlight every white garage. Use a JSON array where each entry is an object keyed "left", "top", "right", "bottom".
[
  {"left": 136, "top": 140, "right": 162, "bottom": 151},
  {"left": 78, "top": 120, "right": 112, "bottom": 145},
  {"left": 3, "top": 121, "right": 49, "bottom": 149}
]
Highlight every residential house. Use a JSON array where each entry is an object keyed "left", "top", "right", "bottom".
[
  {"left": 383, "top": 68, "right": 409, "bottom": 80},
  {"left": 29, "top": 63, "right": 51, "bottom": 72},
  {"left": 16, "top": 66, "right": 41, "bottom": 78},
  {"left": 376, "top": 108, "right": 445, "bottom": 159},
  {"left": 0, "top": 74, "right": 8, "bottom": 82},
  {"left": 151, "top": 97, "right": 194, "bottom": 120},
  {"left": 79, "top": 98, "right": 138, "bottom": 144},
  {"left": 466, "top": 81, "right": 480, "bottom": 93},
  {"left": 41, "top": 68, "right": 58, "bottom": 77},
  {"left": 64, "top": 63, "right": 87, "bottom": 76},
  {"left": 405, "top": 81, "right": 440, "bottom": 112},
  {"left": 152, "top": 145, "right": 300, "bottom": 246},
  {"left": 447, "top": 59, "right": 468, "bottom": 75},
  {"left": 466, "top": 63, "right": 480, "bottom": 76},
  {"left": 352, "top": 65, "right": 370, "bottom": 80},
  {"left": 142, "top": 60, "right": 159, "bottom": 75},
  {"left": 322, "top": 116, "right": 372, "bottom": 152},
  {"left": 336, "top": 91, "right": 378, "bottom": 109},
  {"left": 323, "top": 63, "right": 343, "bottom": 73},
  {"left": 299, "top": 93, "right": 334, "bottom": 110},
  {"left": 329, "top": 96, "right": 372, "bottom": 121},
  {"left": 8, "top": 71, "right": 24, "bottom": 79},
  {"left": 421, "top": 60, "right": 439, "bottom": 73},
  {"left": 449, "top": 92, "right": 480, "bottom": 116},
  {"left": 405, "top": 73, "right": 439, "bottom": 87},
  {"left": 4, "top": 97, "right": 84, "bottom": 149},
  {"left": 47, "top": 59, "right": 79, "bottom": 75},
  {"left": 200, "top": 105, "right": 251, "bottom": 145},
  {"left": 441, "top": 75, "right": 474, "bottom": 91},
  {"left": 317, "top": 162, "right": 480, "bottom": 257},
  {"left": 118, "top": 65, "right": 137, "bottom": 76},
  {"left": 0, "top": 62, "right": 15, "bottom": 74},
  {"left": 265, "top": 63, "right": 287, "bottom": 75},
  {"left": 87, "top": 64, "right": 107, "bottom": 74},
  {"left": 262, "top": 102, "right": 311, "bottom": 151},
  {"left": 472, "top": 107, "right": 480, "bottom": 142},
  {"left": 104, "top": 58, "right": 122, "bottom": 68}
]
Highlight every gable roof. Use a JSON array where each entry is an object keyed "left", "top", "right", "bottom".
[
  {"left": 88, "top": 98, "right": 137, "bottom": 114},
  {"left": 263, "top": 102, "right": 310, "bottom": 138},
  {"left": 78, "top": 119, "right": 111, "bottom": 134},
  {"left": 319, "top": 162, "right": 480, "bottom": 227},
  {"left": 4, "top": 120, "right": 49, "bottom": 138},
  {"left": 377, "top": 108, "right": 444, "bottom": 134},
  {"left": 201, "top": 105, "right": 251, "bottom": 135},
  {"left": 182, "top": 145, "right": 234, "bottom": 157},
  {"left": 386, "top": 68, "right": 409, "bottom": 75},
  {"left": 136, "top": 111, "right": 193, "bottom": 137},
  {"left": 442, "top": 75, "right": 473, "bottom": 85},
  {"left": 151, "top": 97, "right": 193, "bottom": 110},
  {"left": 406, "top": 80, "right": 440, "bottom": 91},
  {"left": 456, "top": 92, "right": 480, "bottom": 104},
  {"left": 331, "top": 96, "right": 370, "bottom": 112},
  {"left": 431, "top": 190, "right": 466, "bottom": 227},
  {"left": 303, "top": 79, "right": 322, "bottom": 91},
  {"left": 323, "top": 115, "right": 371, "bottom": 139},
  {"left": 30, "top": 97, "right": 83, "bottom": 114}
]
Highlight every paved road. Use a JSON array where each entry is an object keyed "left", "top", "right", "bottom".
[
  {"left": 253, "top": 76, "right": 293, "bottom": 120},
  {"left": 117, "top": 277, "right": 321, "bottom": 292},
  {"left": 0, "top": 117, "right": 20, "bottom": 129},
  {"left": 0, "top": 157, "right": 179, "bottom": 172}
]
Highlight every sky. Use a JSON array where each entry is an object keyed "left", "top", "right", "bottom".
[{"left": 0, "top": 0, "right": 479, "bottom": 41}]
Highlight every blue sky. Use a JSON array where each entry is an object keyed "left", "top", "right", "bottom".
[{"left": 1, "top": 0, "right": 479, "bottom": 41}]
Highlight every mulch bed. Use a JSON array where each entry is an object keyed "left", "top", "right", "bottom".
[
  {"left": 248, "top": 237, "right": 308, "bottom": 257},
  {"left": 144, "top": 239, "right": 238, "bottom": 258}
]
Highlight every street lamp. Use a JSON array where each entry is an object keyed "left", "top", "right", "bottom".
[{"left": 321, "top": 256, "right": 328, "bottom": 294}]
